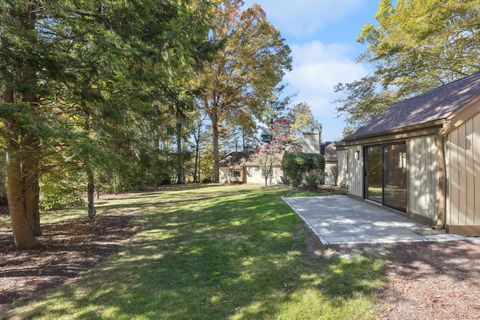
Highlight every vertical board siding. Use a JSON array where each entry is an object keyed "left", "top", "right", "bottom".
[
  {"left": 466, "top": 119, "right": 475, "bottom": 225},
  {"left": 474, "top": 115, "right": 480, "bottom": 225},
  {"left": 408, "top": 135, "right": 439, "bottom": 220},
  {"left": 448, "top": 113, "right": 480, "bottom": 226},
  {"left": 337, "top": 150, "right": 348, "bottom": 187},
  {"left": 346, "top": 145, "right": 363, "bottom": 197},
  {"left": 447, "top": 112, "right": 480, "bottom": 226}
]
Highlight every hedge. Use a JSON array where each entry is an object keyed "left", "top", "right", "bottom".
[{"left": 282, "top": 153, "right": 325, "bottom": 187}]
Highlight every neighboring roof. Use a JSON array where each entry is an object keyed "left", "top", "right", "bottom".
[
  {"left": 321, "top": 142, "right": 339, "bottom": 162},
  {"left": 346, "top": 72, "right": 480, "bottom": 141},
  {"left": 219, "top": 151, "right": 254, "bottom": 168},
  {"left": 219, "top": 150, "right": 282, "bottom": 168},
  {"left": 324, "top": 143, "right": 338, "bottom": 162}
]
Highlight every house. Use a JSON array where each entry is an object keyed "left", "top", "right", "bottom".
[
  {"left": 219, "top": 150, "right": 284, "bottom": 185},
  {"left": 219, "top": 131, "right": 326, "bottom": 185},
  {"left": 338, "top": 72, "right": 480, "bottom": 236}
]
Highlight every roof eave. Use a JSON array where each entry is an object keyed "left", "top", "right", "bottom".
[{"left": 344, "top": 119, "right": 446, "bottom": 143}]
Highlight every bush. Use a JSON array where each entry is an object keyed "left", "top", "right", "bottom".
[
  {"left": 282, "top": 153, "right": 325, "bottom": 187},
  {"left": 330, "top": 164, "right": 339, "bottom": 186},
  {"left": 304, "top": 170, "right": 325, "bottom": 190},
  {"left": 201, "top": 177, "right": 212, "bottom": 184}
]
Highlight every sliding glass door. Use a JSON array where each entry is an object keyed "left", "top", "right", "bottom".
[
  {"left": 364, "top": 142, "right": 407, "bottom": 212},
  {"left": 365, "top": 146, "right": 383, "bottom": 203},
  {"left": 383, "top": 143, "right": 407, "bottom": 211}
]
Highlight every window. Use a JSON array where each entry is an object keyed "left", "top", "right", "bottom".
[{"left": 232, "top": 170, "right": 241, "bottom": 178}]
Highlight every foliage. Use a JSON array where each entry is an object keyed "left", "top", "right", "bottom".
[
  {"left": 40, "top": 169, "right": 85, "bottom": 211},
  {"left": 304, "top": 170, "right": 325, "bottom": 190},
  {"left": 336, "top": 0, "right": 480, "bottom": 128},
  {"left": 8, "top": 185, "right": 385, "bottom": 319},
  {"left": 196, "top": 0, "right": 292, "bottom": 182},
  {"left": 288, "top": 102, "right": 322, "bottom": 140},
  {"left": 330, "top": 164, "right": 339, "bottom": 186},
  {"left": 282, "top": 153, "right": 325, "bottom": 187},
  {"left": 0, "top": 0, "right": 213, "bottom": 247}
]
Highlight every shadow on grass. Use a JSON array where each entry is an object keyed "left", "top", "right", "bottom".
[{"left": 8, "top": 187, "right": 386, "bottom": 320}]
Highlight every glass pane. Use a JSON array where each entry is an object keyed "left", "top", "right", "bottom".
[
  {"left": 383, "top": 143, "right": 407, "bottom": 211},
  {"left": 366, "top": 145, "right": 383, "bottom": 203}
]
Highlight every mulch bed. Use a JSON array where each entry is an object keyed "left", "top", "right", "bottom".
[
  {"left": 0, "top": 213, "right": 140, "bottom": 312},
  {"left": 377, "top": 241, "right": 480, "bottom": 320}
]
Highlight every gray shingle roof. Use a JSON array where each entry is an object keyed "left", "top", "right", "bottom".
[
  {"left": 346, "top": 72, "right": 480, "bottom": 141},
  {"left": 324, "top": 143, "right": 338, "bottom": 162}
]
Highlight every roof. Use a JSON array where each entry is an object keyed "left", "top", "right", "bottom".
[
  {"left": 219, "top": 150, "right": 282, "bottom": 168},
  {"left": 346, "top": 72, "right": 480, "bottom": 141},
  {"left": 324, "top": 143, "right": 338, "bottom": 162},
  {"left": 219, "top": 151, "right": 254, "bottom": 168},
  {"left": 321, "top": 142, "right": 339, "bottom": 162}
]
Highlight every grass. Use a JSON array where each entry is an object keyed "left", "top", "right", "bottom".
[{"left": 6, "top": 184, "right": 385, "bottom": 320}]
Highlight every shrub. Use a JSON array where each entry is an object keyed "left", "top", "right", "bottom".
[
  {"left": 304, "top": 170, "right": 325, "bottom": 190},
  {"left": 330, "top": 164, "right": 339, "bottom": 186},
  {"left": 282, "top": 153, "right": 325, "bottom": 187},
  {"left": 201, "top": 177, "right": 212, "bottom": 184}
]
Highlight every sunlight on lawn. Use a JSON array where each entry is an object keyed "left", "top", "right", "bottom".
[{"left": 7, "top": 185, "right": 385, "bottom": 320}]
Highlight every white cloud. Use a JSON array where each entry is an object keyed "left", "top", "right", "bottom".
[
  {"left": 285, "top": 41, "right": 368, "bottom": 118},
  {"left": 244, "top": 0, "right": 366, "bottom": 37}
]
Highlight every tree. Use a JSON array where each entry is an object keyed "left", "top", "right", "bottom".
[
  {"left": 0, "top": 0, "right": 211, "bottom": 249},
  {"left": 288, "top": 102, "right": 322, "bottom": 140},
  {"left": 197, "top": 0, "right": 291, "bottom": 182},
  {"left": 336, "top": 0, "right": 480, "bottom": 127},
  {"left": 258, "top": 117, "right": 294, "bottom": 186},
  {"left": 192, "top": 111, "right": 208, "bottom": 183}
]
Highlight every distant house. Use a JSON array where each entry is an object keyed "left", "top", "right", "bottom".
[
  {"left": 338, "top": 72, "right": 480, "bottom": 236},
  {"left": 219, "top": 131, "right": 340, "bottom": 185},
  {"left": 219, "top": 150, "right": 283, "bottom": 185}
]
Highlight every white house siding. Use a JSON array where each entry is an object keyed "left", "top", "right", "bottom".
[
  {"left": 446, "top": 112, "right": 480, "bottom": 226},
  {"left": 219, "top": 167, "right": 244, "bottom": 184},
  {"left": 337, "top": 149, "right": 348, "bottom": 188},
  {"left": 219, "top": 167, "right": 230, "bottom": 183},
  {"left": 346, "top": 145, "right": 363, "bottom": 197},
  {"left": 245, "top": 166, "right": 283, "bottom": 185},
  {"left": 407, "top": 135, "right": 439, "bottom": 222}
]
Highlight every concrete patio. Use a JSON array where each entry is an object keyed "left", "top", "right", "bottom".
[{"left": 283, "top": 196, "right": 468, "bottom": 245}]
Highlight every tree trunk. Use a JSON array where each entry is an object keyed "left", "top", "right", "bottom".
[
  {"left": 176, "top": 113, "right": 185, "bottom": 184},
  {"left": 6, "top": 149, "right": 37, "bottom": 249},
  {"left": 212, "top": 113, "right": 220, "bottom": 183},
  {"left": 193, "top": 141, "right": 200, "bottom": 183},
  {"left": 83, "top": 110, "right": 96, "bottom": 220},
  {"left": 3, "top": 87, "right": 36, "bottom": 249},
  {"left": 86, "top": 164, "right": 96, "bottom": 220},
  {"left": 22, "top": 67, "right": 41, "bottom": 236},
  {"left": 24, "top": 146, "right": 41, "bottom": 235},
  {"left": 0, "top": 151, "right": 8, "bottom": 205}
]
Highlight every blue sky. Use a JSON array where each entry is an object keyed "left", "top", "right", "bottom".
[{"left": 244, "top": 0, "right": 379, "bottom": 141}]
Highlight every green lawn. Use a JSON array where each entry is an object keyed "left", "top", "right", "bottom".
[{"left": 7, "top": 185, "right": 385, "bottom": 320}]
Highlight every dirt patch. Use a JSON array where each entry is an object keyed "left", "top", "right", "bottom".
[
  {"left": 376, "top": 241, "right": 480, "bottom": 320},
  {"left": 0, "top": 213, "right": 140, "bottom": 312}
]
